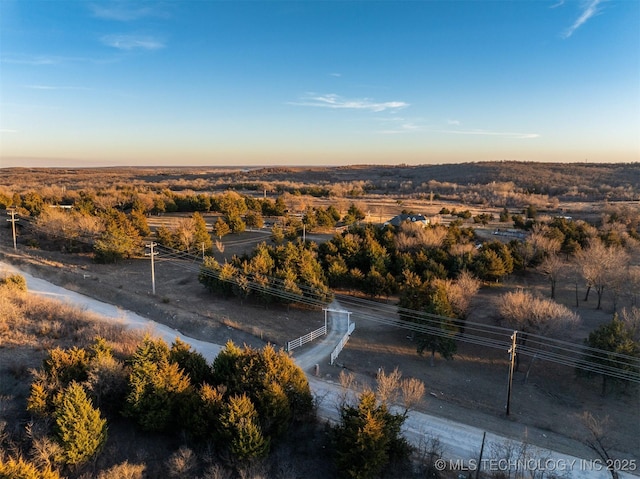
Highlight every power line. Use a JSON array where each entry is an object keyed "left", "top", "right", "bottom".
[
  {"left": 152, "top": 242, "right": 640, "bottom": 383},
  {"left": 9, "top": 216, "right": 640, "bottom": 384}
]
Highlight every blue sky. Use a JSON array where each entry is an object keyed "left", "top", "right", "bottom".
[{"left": 1, "top": 0, "right": 638, "bottom": 167}]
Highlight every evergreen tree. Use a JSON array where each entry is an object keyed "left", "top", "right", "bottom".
[
  {"left": 333, "top": 391, "right": 409, "bottom": 479},
  {"left": 364, "top": 267, "right": 386, "bottom": 298},
  {"left": 415, "top": 282, "right": 459, "bottom": 365},
  {"left": 124, "top": 337, "right": 192, "bottom": 432},
  {"left": 130, "top": 209, "right": 151, "bottom": 237},
  {"left": 473, "top": 248, "right": 507, "bottom": 282},
  {"left": 53, "top": 382, "right": 107, "bottom": 466},
  {"left": 94, "top": 211, "right": 141, "bottom": 263},
  {"left": 192, "top": 212, "right": 213, "bottom": 252},
  {"left": 245, "top": 210, "right": 264, "bottom": 229},
  {"left": 270, "top": 223, "right": 285, "bottom": 244},
  {"left": 228, "top": 215, "right": 246, "bottom": 233},
  {"left": 27, "top": 346, "right": 90, "bottom": 416},
  {"left": 0, "top": 273, "right": 27, "bottom": 290},
  {"left": 220, "top": 394, "right": 270, "bottom": 461},
  {"left": 187, "top": 383, "right": 226, "bottom": 442},
  {"left": 44, "top": 346, "right": 90, "bottom": 386},
  {"left": 169, "top": 337, "right": 211, "bottom": 385},
  {"left": 213, "top": 217, "right": 231, "bottom": 240},
  {"left": 156, "top": 225, "right": 178, "bottom": 248},
  {"left": 211, "top": 342, "right": 313, "bottom": 439},
  {"left": 584, "top": 316, "right": 640, "bottom": 395},
  {"left": 273, "top": 196, "right": 287, "bottom": 216},
  {"left": 85, "top": 338, "right": 128, "bottom": 414}
]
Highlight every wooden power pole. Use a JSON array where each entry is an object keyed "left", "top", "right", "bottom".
[
  {"left": 145, "top": 242, "right": 157, "bottom": 295},
  {"left": 6, "top": 209, "right": 18, "bottom": 250},
  {"left": 506, "top": 331, "right": 517, "bottom": 416}
]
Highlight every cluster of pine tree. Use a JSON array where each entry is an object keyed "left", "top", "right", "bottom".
[
  {"left": 318, "top": 222, "right": 515, "bottom": 296},
  {"left": 18, "top": 336, "right": 313, "bottom": 476},
  {"left": 199, "top": 240, "right": 333, "bottom": 305}
]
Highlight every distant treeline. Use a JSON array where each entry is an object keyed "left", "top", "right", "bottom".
[{"left": 1, "top": 161, "right": 638, "bottom": 202}]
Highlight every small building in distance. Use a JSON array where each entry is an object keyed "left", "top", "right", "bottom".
[{"left": 384, "top": 213, "right": 430, "bottom": 228}]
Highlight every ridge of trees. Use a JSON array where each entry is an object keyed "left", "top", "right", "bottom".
[{"left": 2, "top": 162, "right": 638, "bottom": 204}]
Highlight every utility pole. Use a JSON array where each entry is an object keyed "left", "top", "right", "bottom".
[
  {"left": 6, "top": 209, "right": 18, "bottom": 250},
  {"left": 201, "top": 242, "right": 205, "bottom": 261},
  {"left": 145, "top": 242, "right": 157, "bottom": 295},
  {"left": 506, "top": 331, "right": 517, "bottom": 416},
  {"left": 475, "top": 431, "right": 486, "bottom": 479}
]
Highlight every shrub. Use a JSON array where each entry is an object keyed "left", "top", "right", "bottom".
[
  {"left": 0, "top": 455, "right": 61, "bottom": 479},
  {"left": 0, "top": 273, "right": 27, "bottom": 291},
  {"left": 96, "top": 461, "right": 146, "bottom": 479}
]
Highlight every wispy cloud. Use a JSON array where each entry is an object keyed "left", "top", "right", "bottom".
[
  {"left": 90, "top": 1, "right": 166, "bottom": 21},
  {"left": 329, "top": 73, "right": 342, "bottom": 77},
  {"left": 101, "top": 34, "right": 164, "bottom": 50},
  {"left": 290, "top": 93, "right": 408, "bottom": 112},
  {"left": 1, "top": 56, "right": 60, "bottom": 66},
  {"left": 25, "top": 85, "right": 91, "bottom": 91},
  {"left": 378, "top": 124, "right": 422, "bottom": 134},
  {"left": 0, "top": 129, "right": 18, "bottom": 134},
  {"left": 440, "top": 128, "right": 540, "bottom": 139},
  {"left": 562, "top": 0, "right": 604, "bottom": 38},
  {"left": 378, "top": 121, "right": 539, "bottom": 139},
  {"left": 550, "top": 0, "right": 565, "bottom": 9},
  {"left": 2, "top": 55, "right": 118, "bottom": 66},
  {"left": 447, "top": 119, "right": 461, "bottom": 126}
]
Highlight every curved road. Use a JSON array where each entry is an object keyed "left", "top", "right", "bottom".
[{"left": 2, "top": 261, "right": 637, "bottom": 479}]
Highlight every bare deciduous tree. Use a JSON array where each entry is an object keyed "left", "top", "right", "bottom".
[
  {"left": 620, "top": 306, "right": 640, "bottom": 343},
  {"left": 395, "top": 222, "right": 448, "bottom": 251},
  {"left": 625, "top": 266, "right": 640, "bottom": 307},
  {"left": 529, "top": 224, "right": 562, "bottom": 257},
  {"left": 580, "top": 412, "right": 619, "bottom": 479},
  {"left": 499, "top": 290, "right": 580, "bottom": 371},
  {"left": 446, "top": 270, "right": 481, "bottom": 319},
  {"left": 97, "top": 460, "right": 146, "bottom": 479},
  {"left": 166, "top": 446, "right": 197, "bottom": 478},
  {"left": 201, "top": 463, "right": 233, "bottom": 479},
  {"left": 400, "top": 377, "right": 425, "bottom": 413},
  {"left": 338, "top": 370, "right": 357, "bottom": 407},
  {"left": 499, "top": 290, "right": 580, "bottom": 336},
  {"left": 175, "top": 218, "right": 196, "bottom": 251},
  {"left": 539, "top": 253, "right": 564, "bottom": 299},
  {"left": 575, "top": 240, "right": 630, "bottom": 310},
  {"left": 375, "top": 367, "right": 402, "bottom": 405}
]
